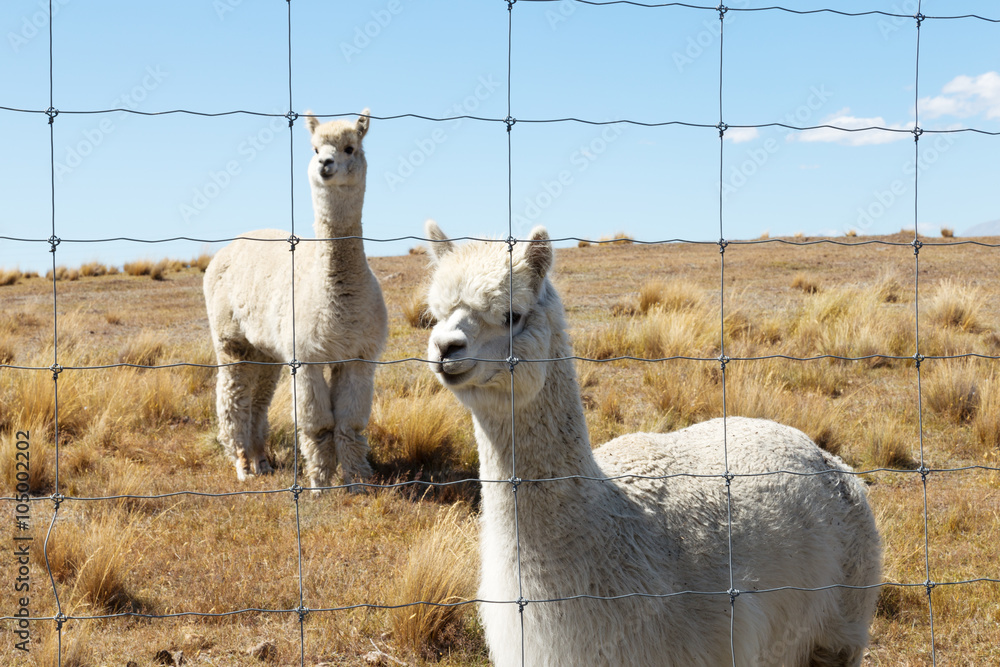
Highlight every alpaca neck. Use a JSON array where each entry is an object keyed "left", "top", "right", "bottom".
[
  {"left": 309, "top": 182, "right": 368, "bottom": 276},
  {"left": 310, "top": 182, "right": 365, "bottom": 239}
]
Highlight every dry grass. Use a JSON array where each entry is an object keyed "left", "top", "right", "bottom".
[
  {"left": 941, "top": 227, "right": 955, "bottom": 238},
  {"left": 597, "top": 231, "right": 634, "bottom": 245},
  {"left": 79, "top": 261, "right": 108, "bottom": 277},
  {"left": 403, "top": 292, "right": 436, "bottom": 329},
  {"left": 123, "top": 259, "right": 153, "bottom": 276},
  {"left": 0, "top": 267, "right": 22, "bottom": 286},
  {"left": 389, "top": 505, "right": 479, "bottom": 660},
  {"left": 926, "top": 279, "right": 983, "bottom": 332},
  {"left": 923, "top": 361, "right": 981, "bottom": 424},
  {"left": 577, "top": 239, "right": 591, "bottom": 248},
  {"left": 193, "top": 253, "right": 213, "bottom": 271},
  {"left": 1, "top": 238, "right": 999, "bottom": 663},
  {"left": 845, "top": 229, "right": 858, "bottom": 237},
  {"left": 791, "top": 273, "right": 820, "bottom": 294}
]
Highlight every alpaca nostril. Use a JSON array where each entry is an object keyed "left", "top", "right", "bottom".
[{"left": 439, "top": 341, "right": 466, "bottom": 362}]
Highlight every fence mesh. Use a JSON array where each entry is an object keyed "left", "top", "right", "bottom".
[{"left": 2, "top": 1, "right": 1000, "bottom": 664}]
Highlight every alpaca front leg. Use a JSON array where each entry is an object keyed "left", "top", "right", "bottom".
[
  {"left": 215, "top": 364, "right": 254, "bottom": 480},
  {"left": 293, "top": 365, "right": 339, "bottom": 489},
  {"left": 329, "top": 360, "right": 376, "bottom": 489}
]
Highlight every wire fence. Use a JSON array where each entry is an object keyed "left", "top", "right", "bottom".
[{"left": 2, "top": 1, "right": 1000, "bottom": 664}]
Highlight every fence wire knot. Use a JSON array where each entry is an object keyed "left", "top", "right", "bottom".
[
  {"left": 723, "top": 471, "right": 735, "bottom": 487},
  {"left": 913, "top": 353, "right": 924, "bottom": 368},
  {"left": 718, "top": 354, "right": 730, "bottom": 370},
  {"left": 728, "top": 588, "right": 740, "bottom": 603},
  {"left": 50, "top": 363, "right": 63, "bottom": 379},
  {"left": 718, "top": 238, "right": 728, "bottom": 254},
  {"left": 54, "top": 611, "right": 68, "bottom": 630},
  {"left": 285, "top": 111, "right": 299, "bottom": 127},
  {"left": 911, "top": 238, "right": 923, "bottom": 255},
  {"left": 51, "top": 492, "right": 65, "bottom": 510},
  {"left": 507, "top": 0, "right": 516, "bottom": 11},
  {"left": 505, "top": 235, "right": 517, "bottom": 252},
  {"left": 509, "top": 476, "right": 522, "bottom": 493},
  {"left": 516, "top": 596, "right": 527, "bottom": 613},
  {"left": 296, "top": 605, "right": 310, "bottom": 622},
  {"left": 289, "top": 483, "right": 304, "bottom": 500},
  {"left": 504, "top": 116, "right": 516, "bottom": 132},
  {"left": 924, "top": 580, "right": 935, "bottom": 594},
  {"left": 288, "top": 359, "right": 302, "bottom": 375},
  {"left": 912, "top": 126, "right": 923, "bottom": 141},
  {"left": 45, "top": 107, "right": 58, "bottom": 124},
  {"left": 48, "top": 235, "right": 61, "bottom": 252},
  {"left": 506, "top": 355, "right": 520, "bottom": 372},
  {"left": 287, "top": 234, "right": 300, "bottom": 251},
  {"left": 918, "top": 465, "right": 931, "bottom": 481},
  {"left": 716, "top": 122, "right": 728, "bottom": 138},
  {"left": 915, "top": 13, "right": 926, "bottom": 28}
]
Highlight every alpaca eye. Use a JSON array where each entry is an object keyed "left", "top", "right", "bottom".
[
  {"left": 345, "top": 146, "right": 354, "bottom": 155},
  {"left": 504, "top": 312, "right": 523, "bottom": 327}
]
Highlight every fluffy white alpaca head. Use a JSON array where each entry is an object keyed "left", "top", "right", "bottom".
[
  {"left": 304, "top": 108, "right": 370, "bottom": 189},
  {"left": 425, "top": 220, "right": 555, "bottom": 406}
]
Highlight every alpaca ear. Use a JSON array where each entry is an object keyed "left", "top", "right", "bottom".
[
  {"left": 425, "top": 219, "right": 454, "bottom": 261},
  {"left": 356, "top": 108, "right": 371, "bottom": 139},
  {"left": 524, "top": 226, "right": 553, "bottom": 286},
  {"left": 304, "top": 110, "right": 319, "bottom": 135}
]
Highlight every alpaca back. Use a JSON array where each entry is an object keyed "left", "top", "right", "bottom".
[{"left": 203, "top": 228, "right": 386, "bottom": 364}]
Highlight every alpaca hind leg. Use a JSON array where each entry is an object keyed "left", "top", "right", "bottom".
[
  {"left": 247, "top": 362, "right": 281, "bottom": 475},
  {"left": 215, "top": 363, "right": 254, "bottom": 480},
  {"left": 293, "top": 364, "right": 338, "bottom": 489},
  {"left": 328, "top": 360, "right": 376, "bottom": 489}
]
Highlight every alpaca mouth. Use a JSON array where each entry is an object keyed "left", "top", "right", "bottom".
[{"left": 437, "top": 360, "right": 475, "bottom": 386}]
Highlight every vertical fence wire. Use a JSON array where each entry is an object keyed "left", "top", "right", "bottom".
[
  {"left": 3, "top": 2, "right": 1000, "bottom": 665},
  {"left": 910, "top": 4, "right": 939, "bottom": 663}
]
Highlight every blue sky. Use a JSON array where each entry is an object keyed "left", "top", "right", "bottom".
[{"left": 1, "top": 0, "right": 998, "bottom": 274}]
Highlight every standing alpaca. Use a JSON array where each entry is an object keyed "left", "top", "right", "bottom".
[
  {"left": 203, "top": 110, "right": 387, "bottom": 488},
  {"left": 423, "top": 220, "right": 881, "bottom": 666}
]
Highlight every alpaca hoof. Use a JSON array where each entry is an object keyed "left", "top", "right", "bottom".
[{"left": 251, "top": 458, "right": 274, "bottom": 476}]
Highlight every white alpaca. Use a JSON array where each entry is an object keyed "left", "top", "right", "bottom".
[
  {"left": 203, "top": 110, "right": 387, "bottom": 488},
  {"left": 423, "top": 220, "right": 881, "bottom": 667}
]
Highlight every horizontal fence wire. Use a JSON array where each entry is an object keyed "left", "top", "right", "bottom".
[{"left": 1, "top": 2, "right": 999, "bottom": 665}]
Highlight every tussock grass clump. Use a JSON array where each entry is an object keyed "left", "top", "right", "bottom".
[
  {"left": 941, "top": 227, "right": 955, "bottom": 238},
  {"left": 390, "top": 506, "right": 478, "bottom": 659},
  {"left": 369, "top": 390, "right": 471, "bottom": 472},
  {"left": 409, "top": 245, "right": 428, "bottom": 256},
  {"left": 574, "top": 320, "right": 635, "bottom": 360},
  {"left": 598, "top": 232, "right": 633, "bottom": 245},
  {"left": 402, "top": 292, "right": 436, "bottom": 329},
  {"left": 79, "top": 261, "right": 108, "bottom": 277},
  {"left": 123, "top": 259, "right": 153, "bottom": 276},
  {"left": 924, "top": 361, "right": 980, "bottom": 423},
  {"left": 193, "top": 253, "right": 213, "bottom": 271},
  {"left": 865, "top": 419, "right": 917, "bottom": 470},
  {"left": 117, "top": 332, "right": 167, "bottom": 367},
  {"left": 68, "top": 511, "right": 146, "bottom": 614},
  {"left": 636, "top": 308, "right": 717, "bottom": 359},
  {"left": 637, "top": 280, "right": 703, "bottom": 315},
  {"left": 926, "top": 280, "right": 983, "bottom": 332},
  {"left": 973, "top": 376, "right": 1000, "bottom": 452},
  {"left": 577, "top": 239, "right": 592, "bottom": 248},
  {"left": 845, "top": 229, "right": 858, "bottom": 237},
  {"left": 150, "top": 258, "right": 170, "bottom": 281},
  {"left": 791, "top": 273, "right": 820, "bottom": 294},
  {"left": 0, "top": 268, "right": 22, "bottom": 286},
  {"left": 46, "top": 265, "right": 80, "bottom": 281},
  {"left": 875, "top": 268, "right": 907, "bottom": 303}
]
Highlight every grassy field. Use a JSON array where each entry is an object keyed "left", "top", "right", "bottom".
[{"left": 1, "top": 233, "right": 999, "bottom": 665}]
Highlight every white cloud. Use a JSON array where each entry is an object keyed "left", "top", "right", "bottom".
[
  {"left": 919, "top": 71, "right": 1000, "bottom": 120},
  {"left": 724, "top": 127, "right": 759, "bottom": 144},
  {"left": 793, "top": 107, "right": 911, "bottom": 146}
]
